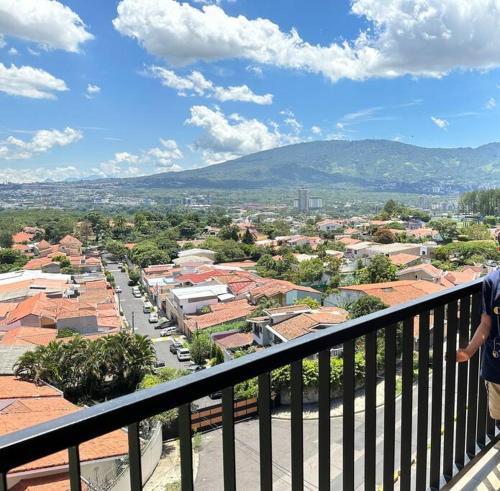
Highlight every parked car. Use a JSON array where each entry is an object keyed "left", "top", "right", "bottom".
[
  {"left": 169, "top": 341, "right": 183, "bottom": 354},
  {"left": 148, "top": 312, "right": 159, "bottom": 323},
  {"left": 176, "top": 348, "right": 191, "bottom": 361},
  {"left": 160, "top": 326, "right": 177, "bottom": 337},
  {"left": 156, "top": 318, "right": 175, "bottom": 329},
  {"left": 186, "top": 363, "right": 204, "bottom": 372},
  {"left": 115, "top": 285, "right": 122, "bottom": 293},
  {"left": 154, "top": 360, "right": 166, "bottom": 368},
  {"left": 143, "top": 301, "right": 153, "bottom": 313},
  {"left": 133, "top": 290, "right": 142, "bottom": 298},
  {"left": 209, "top": 390, "right": 222, "bottom": 399}
]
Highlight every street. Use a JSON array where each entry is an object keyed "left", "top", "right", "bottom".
[{"left": 105, "top": 258, "right": 214, "bottom": 407}]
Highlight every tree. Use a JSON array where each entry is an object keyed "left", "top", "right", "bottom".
[
  {"left": 179, "top": 221, "right": 199, "bottom": 239},
  {"left": 218, "top": 225, "right": 240, "bottom": 241},
  {"left": 105, "top": 240, "right": 128, "bottom": 260},
  {"left": 373, "top": 228, "right": 395, "bottom": 244},
  {"left": 383, "top": 199, "right": 398, "bottom": 216},
  {"left": 295, "top": 297, "right": 320, "bottom": 309},
  {"left": 242, "top": 227, "right": 256, "bottom": 245},
  {"left": 14, "top": 332, "right": 156, "bottom": 403},
  {"left": 429, "top": 218, "right": 459, "bottom": 243},
  {"left": 0, "top": 231, "right": 13, "bottom": 248},
  {"left": 358, "top": 254, "right": 397, "bottom": 284},
  {"left": 349, "top": 295, "right": 388, "bottom": 319},
  {"left": 294, "top": 258, "right": 324, "bottom": 284},
  {"left": 190, "top": 332, "right": 213, "bottom": 365},
  {"left": 0, "top": 249, "right": 28, "bottom": 273},
  {"left": 128, "top": 269, "right": 140, "bottom": 285},
  {"left": 130, "top": 241, "right": 170, "bottom": 267},
  {"left": 463, "top": 223, "right": 492, "bottom": 241}
]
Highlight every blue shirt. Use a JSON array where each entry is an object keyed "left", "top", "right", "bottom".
[{"left": 480, "top": 270, "right": 500, "bottom": 384}]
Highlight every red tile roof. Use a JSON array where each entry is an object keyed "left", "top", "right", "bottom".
[
  {"left": 338, "top": 237, "right": 361, "bottom": 246},
  {"left": 59, "top": 235, "right": 82, "bottom": 246},
  {"left": 10, "top": 473, "right": 74, "bottom": 491},
  {"left": 37, "top": 240, "right": 51, "bottom": 250},
  {"left": 250, "top": 279, "right": 320, "bottom": 300}
]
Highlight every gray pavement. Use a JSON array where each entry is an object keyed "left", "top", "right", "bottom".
[{"left": 105, "top": 256, "right": 214, "bottom": 408}]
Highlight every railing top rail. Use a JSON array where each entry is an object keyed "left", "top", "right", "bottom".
[{"left": 0, "top": 278, "right": 483, "bottom": 473}]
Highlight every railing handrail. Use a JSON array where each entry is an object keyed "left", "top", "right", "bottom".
[{"left": 0, "top": 278, "right": 483, "bottom": 473}]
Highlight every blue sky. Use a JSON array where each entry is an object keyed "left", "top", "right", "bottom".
[{"left": 0, "top": 0, "right": 500, "bottom": 182}]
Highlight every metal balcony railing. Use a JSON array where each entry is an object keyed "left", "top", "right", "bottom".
[{"left": 1, "top": 278, "right": 498, "bottom": 490}]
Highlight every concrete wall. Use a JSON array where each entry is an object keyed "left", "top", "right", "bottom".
[{"left": 57, "top": 315, "right": 98, "bottom": 334}]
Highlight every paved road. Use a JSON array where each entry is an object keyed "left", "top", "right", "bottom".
[
  {"left": 194, "top": 376, "right": 458, "bottom": 490},
  {"left": 105, "top": 257, "right": 214, "bottom": 408}
]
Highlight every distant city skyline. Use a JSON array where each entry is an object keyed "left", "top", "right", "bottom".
[{"left": 1, "top": 0, "right": 500, "bottom": 183}]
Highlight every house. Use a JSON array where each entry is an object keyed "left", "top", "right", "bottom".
[
  {"left": 35, "top": 240, "right": 53, "bottom": 258},
  {"left": 11, "top": 232, "right": 34, "bottom": 244},
  {"left": 0, "top": 270, "right": 72, "bottom": 303},
  {"left": 365, "top": 243, "right": 423, "bottom": 258},
  {"left": 317, "top": 219, "right": 343, "bottom": 233},
  {"left": 389, "top": 253, "right": 421, "bottom": 268},
  {"left": 397, "top": 263, "right": 445, "bottom": 283},
  {"left": 1, "top": 376, "right": 128, "bottom": 490},
  {"left": 248, "top": 305, "right": 348, "bottom": 346},
  {"left": 212, "top": 331, "right": 254, "bottom": 361},
  {"left": 406, "top": 227, "right": 439, "bottom": 240},
  {"left": 248, "top": 279, "right": 321, "bottom": 306},
  {"left": 58, "top": 235, "right": 82, "bottom": 256},
  {"left": 345, "top": 241, "right": 374, "bottom": 258},
  {"left": 172, "top": 255, "right": 215, "bottom": 268},
  {"left": 338, "top": 237, "right": 361, "bottom": 247},
  {"left": 177, "top": 248, "right": 217, "bottom": 261},
  {"left": 169, "top": 284, "right": 231, "bottom": 316},
  {"left": 184, "top": 299, "right": 255, "bottom": 336},
  {"left": 444, "top": 266, "right": 482, "bottom": 286},
  {"left": 324, "top": 280, "right": 445, "bottom": 308}
]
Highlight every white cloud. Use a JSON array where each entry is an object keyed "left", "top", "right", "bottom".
[
  {"left": 246, "top": 65, "right": 263, "bottom": 78},
  {"left": 8, "top": 47, "right": 18, "bottom": 55},
  {"left": 147, "top": 66, "right": 273, "bottom": 104},
  {"left": 284, "top": 117, "right": 302, "bottom": 133},
  {"left": 0, "top": 63, "right": 67, "bottom": 99},
  {"left": 0, "top": 35, "right": 5, "bottom": 48},
  {"left": 186, "top": 105, "right": 300, "bottom": 163},
  {"left": 0, "top": 127, "right": 82, "bottom": 159},
  {"left": 486, "top": 97, "right": 496, "bottom": 109},
  {"left": 0, "top": 0, "right": 93, "bottom": 52},
  {"left": 336, "top": 122, "right": 344, "bottom": 129},
  {"left": 431, "top": 116, "right": 449, "bottom": 129},
  {"left": 114, "top": 0, "right": 500, "bottom": 82},
  {"left": 311, "top": 126, "right": 322, "bottom": 135},
  {"left": 85, "top": 83, "right": 101, "bottom": 98},
  {"left": 94, "top": 138, "right": 183, "bottom": 177}
]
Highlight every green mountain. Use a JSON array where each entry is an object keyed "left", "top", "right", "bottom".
[{"left": 121, "top": 139, "right": 500, "bottom": 192}]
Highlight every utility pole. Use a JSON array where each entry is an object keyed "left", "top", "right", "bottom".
[{"left": 132, "top": 311, "right": 135, "bottom": 331}]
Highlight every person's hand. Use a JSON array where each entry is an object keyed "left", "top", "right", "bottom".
[{"left": 456, "top": 349, "right": 470, "bottom": 363}]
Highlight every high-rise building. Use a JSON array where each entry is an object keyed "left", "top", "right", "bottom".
[
  {"left": 298, "top": 188, "right": 309, "bottom": 213},
  {"left": 308, "top": 197, "right": 323, "bottom": 209}
]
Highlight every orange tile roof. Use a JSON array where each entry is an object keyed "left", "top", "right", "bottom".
[
  {"left": 338, "top": 237, "right": 361, "bottom": 246},
  {"left": 0, "top": 302, "right": 18, "bottom": 318},
  {"left": 0, "top": 327, "right": 57, "bottom": 347},
  {"left": 0, "top": 376, "right": 60, "bottom": 399},
  {"left": 10, "top": 473, "right": 74, "bottom": 491},
  {"left": 0, "top": 384, "right": 128, "bottom": 475},
  {"left": 213, "top": 331, "right": 254, "bottom": 350},
  {"left": 185, "top": 299, "right": 254, "bottom": 332},
  {"left": 13, "top": 244, "right": 30, "bottom": 252},
  {"left": 12, "top": 232, "right": 34, "bottom": 244},
  {"left": 444, "top": 268, "right": 481, "bottom": 285},
  {"left": 398, "top": 263, "right": 443, "bottom": 279},
  {"left": 390, "top": 253, "right": 421, "bottom": 266},
  {"left": 23, "top": 257, "right": 55, "bottom": 270},
  {"left": 250, "top": 279, "right": 320, "bottom": 300},
  {"left": 59, "top": 235, "right": 82, "bottom": 246},
  {"left": 37, "top": 240, "right": 51, "bottom": 250},
  {"left": 341, "top": 280, "right": 445, "bottom": 306},
  {"left": 271, "top": 308, "right": 349, "bottom": 341}
]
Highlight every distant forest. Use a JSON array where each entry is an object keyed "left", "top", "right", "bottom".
[{"left": 459, "top": 189, "right": 500, "bottom": 216}]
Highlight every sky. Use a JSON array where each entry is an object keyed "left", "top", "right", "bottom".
[{"left": 1, "top": 0, "right": 500, "bottom": 183}]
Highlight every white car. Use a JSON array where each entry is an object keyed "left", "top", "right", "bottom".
[
  {"left": 115, "top": 286, "right": 122, "bottom": 293},
  {"left": 148, "top": 312, "right": 159, "bottom": 323},
  {"left": 176, "top": 348, "right": 191, "bottom": 361},
  {"left": 160, "top": 326, "right": 177, "bottom": 337}
]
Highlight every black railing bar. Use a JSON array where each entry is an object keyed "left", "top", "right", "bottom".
[{"left": 0, "top": 279, "right": 482, "bottom": 472}]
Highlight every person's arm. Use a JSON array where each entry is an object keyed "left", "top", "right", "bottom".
[{"left": 456, "top": 313, "right": 492, "bottom": 362}]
